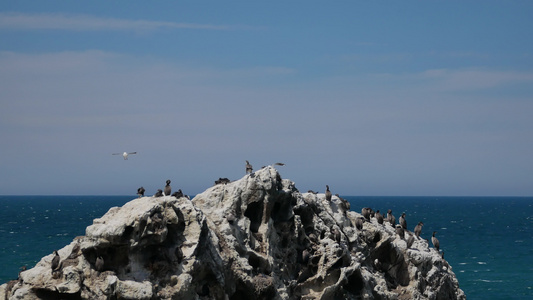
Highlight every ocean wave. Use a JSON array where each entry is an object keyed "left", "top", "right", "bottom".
[
  {"left": 477, "top": 262, "right": 487, "bottom": 265},
  {"left": 475, "top": 279, "right": 503, "bottom": 283}
]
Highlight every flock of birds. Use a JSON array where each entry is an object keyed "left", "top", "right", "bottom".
[
  {"left": 322, "top": 185, "right": 442, "bottom": 255},
  {"left": 136, "top": 180, "right": 188, "bottom": 200},
  {"left": 113, "top": 156, "right": 442, "bottom": 255}
]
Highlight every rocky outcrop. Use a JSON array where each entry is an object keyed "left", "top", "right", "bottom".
[{"left": 1, "top": 167, "right": 465, "bottom": 299}]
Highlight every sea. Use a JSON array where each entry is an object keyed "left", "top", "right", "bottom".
[{"left": 0, "top": 195, "right": 532, "bottom": 299}]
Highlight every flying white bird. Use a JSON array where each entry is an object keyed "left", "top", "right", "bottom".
[{"left": 112, "top": 152, "right": 137, "bottom": 160}]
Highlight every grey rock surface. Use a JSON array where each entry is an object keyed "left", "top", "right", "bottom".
[{"left": 1, "top": 166, "right": 465, "bottom": 299}]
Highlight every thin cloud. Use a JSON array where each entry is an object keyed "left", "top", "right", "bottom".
[
  {"left": 0, "top": 12, "right": 236, "bottom": 32},
  {"left": 418, "top": 68, "right": 533, "bottom": 91}
]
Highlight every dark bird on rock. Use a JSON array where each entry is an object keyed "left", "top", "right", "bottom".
[
  {"left": 51, "top": 250, "right": 60, "bottom": 274},
  {"left": 95, "top": 256, "right": 104, "bottom": 274},
  {"left": 336, "top": 194, "right": 350, "bottom": 211},
  {"left": 414, "top": 222, "right": 424, "bottom": 239},
  {"left": 137, "top": 187, "right": 145, "bottom": 198},
  {"left": 154, "top": 189, "right": 163, "bottom": 197},
  {"left": 386, "top": 209, "right": 395, "bottom": 226},
  {"left": 432, "top": 231, "right": 440, "bottom": 252},
  {"left": 215, "top": 178, "right": 231, "bottom": 185},
  {"left": 406, "top": 232, "right": 415, "bottom": 248},
  {"left": 395, "top": 224, "right": 405, "bottom": 239},
  {"left": 164, "top": 180, "right": 171, "bottom": 196},
  {"left": 112, "top": 151, "right": 137, "bottom": 160},
  {"left": 332, "top": 227, "right": 341, "bottom": 242},
  {"left": 399, "top": 213, "right": 407, "bottom": 229},
  {"left": 355, "top": 217, "right": 364, "bottom": 230},
  {"left": 325, "top": 185, "right": 332, "bottom": 202},
  {"left": 375, "top": 210, "right": 384, "bottom": 225},
  {"left": 362, "top": 207, "right": 371, "bottom": 221},
  {"left": 245, "top": 160, "right": 253, "bottom": 174},
  {"left": 172, "top": 189, "right": 183, "bottom": 198}
]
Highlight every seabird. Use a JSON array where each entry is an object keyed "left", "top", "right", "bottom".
[
  {"left": 386, "top": 209, "right": 396, "bottom": 226},
  {"left": 406, "top": 232, "right": 415, "bottom": 248},
  {"left": 154, "top": 189, "right": 163, "bottom": 197},
  {"left": 375, "top": 210, "right": 384, "bottom": 225},
  {"left": 362, "top": 207, "right": 371, "bottom": 221},
  {"left": 274, "top": 162, "right": 285, "bottom": 166},
  {"left": 332, "top": 227, "right": 341, "bottom": 242},
  {"left": 137, "top": 187, "right": 145, "bottom": 198},
  {"left": 325, "top": 185, "right": 332, "bottom": 202},
  {"left": 395, "top": 224, "right": 405, "bottom": 239},
  {"left": 95, "top": 256, "right": 104, "bottom": 274},
  {"left": 172, "top": 189, "right": 183, "bottom": 198},
  {"left": 112, "top": 152, "right": 137, "bottom": 160},
  {"left": 414, "top": 222, "right": 424, "bottom": 239},
  {"left": 215, "top": 178, "right": 230, "bottom": 185},
  {"left": 432, "top": 231, "right": 440, "bottom": 252},
  {"left": 245, "top": 160, "right": 253, "bottom": 174},
  {"left": 336, "top": 194, "right": 350, "bottom": 211},
  {"left": 399, "top": 213, "right": 407, "bottom": 229},
  {"left": 164, "top": 180, "right": 171, "bottom": 196},
  {"left": 355, "top": 217, "right": 364, "bottom": 231},
  {"left": 51, "top": 250, "right": 60, "bottom": 274}
]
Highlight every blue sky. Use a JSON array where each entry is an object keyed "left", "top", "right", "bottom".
[{"left": 1, "top": 1, "right": 532, "bottom": 196}]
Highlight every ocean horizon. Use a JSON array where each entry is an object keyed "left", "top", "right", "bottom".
[{"left": 1, "top": 195, "right": 532, "bottom": 299}]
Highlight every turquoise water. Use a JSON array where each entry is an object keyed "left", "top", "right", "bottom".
[{"left": 1, "top": 195, "right": 532, "bottom": 299}]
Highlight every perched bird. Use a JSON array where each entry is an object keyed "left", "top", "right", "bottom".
[
  {"left": 432, "top": 231, "right": 440, "bottom": 252},
  {"left": 414, "top": 222, "right": 424, "bottom": 239},
  {"left": 51, "top": 250, "right": 60, "bottom": 274},
  {"left": 172, "top": 189, "right": 183, "bottom": 198},
  {"left": 245, "top": 160, "right": 253, "bottom": 174},
  {"left": 215, "top": 178, "right": 231, "bottom": 185},
  {"left": 399, "top": 213, "right": 407, "bottom": 229},
  {"left": 395, "top": 224, "right": 405, "bottom": 239},
  {"left": 137, "top": 187, "right": 145, "bottom": 198},
  {"left": 164, "top": 180, "right": 171, "bottom": 196},
  {"left": 362, "top": 207, "right": 371, "bottom": 221},
  {"left": 375, "top": 210, "right": 384, "bottom": 225},
  {"left": 355, "top": 217, "right": 364, "bottom": 230},
  {"left": 336, "top": 194, "right": 350, "bottom": 211},
  {"left": 154, "top": 189, "right": 163, "bottom": 197},
  {"left": 95, "top": 256, "right": 104, "bottom": 274},
  {"left": 325, "top": 185, "right": 332, "bottom": 202},
  {"left": 112, "top": 152, "right": 137, "bottom": 160},
  {"left": 406, "top": 233, "right": 415, "bottom": 248},
  {"left": 386, "top": 209, "right": 396, "bottom": 227}
]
